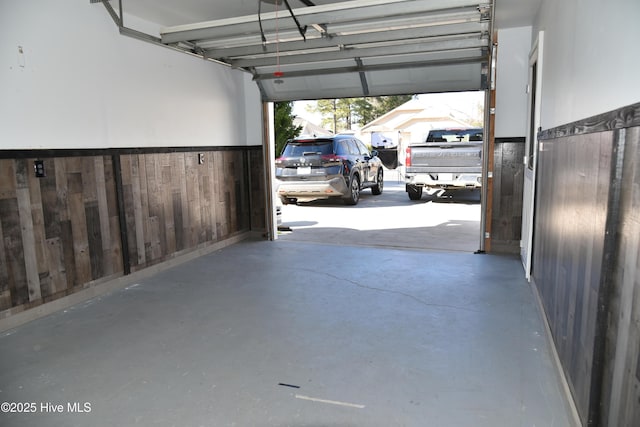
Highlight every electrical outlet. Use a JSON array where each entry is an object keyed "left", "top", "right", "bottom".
[{"left": 34, "top": 160, "right": 45, "bottom": 178}]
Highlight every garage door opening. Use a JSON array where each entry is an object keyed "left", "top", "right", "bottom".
[{"left": 271, "top": 91, "right": 485, "bottom": 252}]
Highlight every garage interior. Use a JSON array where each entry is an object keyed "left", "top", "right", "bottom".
[{"left": 1, "top": 1, "right": 640, "bottom": 426}]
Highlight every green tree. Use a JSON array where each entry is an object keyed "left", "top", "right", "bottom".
[
  {"left": 274, "top": 101, "right": 301, "bottom": 157},
  {"left": 312, "top": 98, "right": 359, "bottom": 133},
  {"left": 351, "top": 98, "right": 376, "bottom": 127},
  {"left": 308, "top": 95, "right": 415, "bottom": 131}
]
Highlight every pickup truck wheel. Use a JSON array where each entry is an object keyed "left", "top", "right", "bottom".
[
  {"left": 371, "top": 169, "right": 384, "bottom": 195},
  {"left": 344, "top": 175, "right": 360, "bottom": 205},
  {"left": 408, "top": 185, "right": 423, "bottom": 200}
]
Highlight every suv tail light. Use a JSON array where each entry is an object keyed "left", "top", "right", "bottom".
[
  {"left": 405, "top": 147, "right": 412, "bottom": 167},
  {"left": 322, "top": 154, "right": 348, "bottom": 174}
]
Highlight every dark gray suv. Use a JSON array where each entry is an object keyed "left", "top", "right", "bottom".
[{"left": 275, "top": 134, "right": 384, "bottom": 205}]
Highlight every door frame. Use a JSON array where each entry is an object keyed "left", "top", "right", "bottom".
[
  {"left": 521, "top": 31, "right": 544, "bottom": 279},
  {"left": 263, "top": 102, "right": 278, "bottom": 240}
]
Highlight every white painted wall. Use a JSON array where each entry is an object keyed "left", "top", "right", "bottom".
[
  {"left": 243, "top": 73, "right": 264, "bottom": 146},
  {"left": 0, "top": 0, "right": 262, "bottom": 149},
  {"left": 535, "top": 0, "right": 640, "bottom": 128},
  {"left": 495, "top": 26, "right": 532, "bottom": 137}
]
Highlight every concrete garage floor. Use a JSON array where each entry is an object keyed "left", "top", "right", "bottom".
[{"left": 0, "top": 240, "right": 576, "bottom": 426}]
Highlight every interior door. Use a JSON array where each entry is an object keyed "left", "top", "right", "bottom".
[{"left": 521, "top": 32, "right": 544, "bottom": 279}]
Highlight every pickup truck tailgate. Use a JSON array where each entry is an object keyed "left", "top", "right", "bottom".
[{"left": 407, "top": 142, "right": 482, "bottom": 173}]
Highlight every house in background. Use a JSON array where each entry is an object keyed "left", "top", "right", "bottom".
[{"left": 359, "top": 97, "right": 477, "bottom": 168}]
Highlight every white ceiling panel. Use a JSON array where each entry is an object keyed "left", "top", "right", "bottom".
[
  {"left": 119, "top": 0, "right": 539, "bottom": 29},
  {"left": 366, "top": 63, "right": 483, "bottom": 94},
  {"left": 259, "top": 72, "right": 365, "bottom": 102},
  {"left": 361, "top": 48, "right": 486, "bottom": 66}
]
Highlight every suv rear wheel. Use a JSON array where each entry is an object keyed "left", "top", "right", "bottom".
[
  {"left": 344, "top": 175, "right": 360, "bottom": 205},
  {"left": 371, "top": 169, "right": 384, "bottom": 195}
]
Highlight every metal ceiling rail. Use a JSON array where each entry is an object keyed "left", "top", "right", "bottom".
[
  {"left": 354, "top": 58, "right": 370, "bottom": 96},
  {"left": 160, "top": 0, "right": 486, "bottom": 44},
  {"left": 204, "top": 21, "right": 488, "bottom": 59},
  {"left": 300, "top": 8, "right": 483, "bottom": 36},
  {"left": 195, "top": 10, "right": 484, "bottom": 52},
  {"left": 91, "top": 0, "right": 233, "bottom": 68}
]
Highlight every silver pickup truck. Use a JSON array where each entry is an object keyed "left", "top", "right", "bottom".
[{"left": 404, "top": 128, "right": 483, "bottom": 200}]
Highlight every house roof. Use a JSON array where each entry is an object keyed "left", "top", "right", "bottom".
[
  {"left": 293, "top": 116, "right": 333, "bottom": 137},
  {"left": 361, "top": 98, "right": 474, "bottom": 133}
]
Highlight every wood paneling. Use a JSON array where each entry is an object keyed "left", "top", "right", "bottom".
[
  {"left": 0, "top": 156, "right": 122, "bottom": 312},
  {"left": 603, "top": 126, "right": 640, "bottom": 427},
  {"left": 119, "top": 150, "right": 254, "bottom": 271},
  {"left": 15, "top": 158, "right": 41, "bottom": 302},
  {"left": 249, "top": 149, "right": 267, "bottom": 231},
  {"left": 539, "top": 102, "right": 640, "bottom": 140},
  {"left": 534, "top": 116, "right": 640, "bottom": 426},
  {"left": 533, "top": 132, "right": 613, "bottom": 423},
  {"left": 0, "top": 146, "right": 265, "bottom": 320},
  {"left": 491, "top": 139, "right": 525, "bottom": 253},
  {"left": 0, "top": 197, "right": 27, "bottom": 307}
]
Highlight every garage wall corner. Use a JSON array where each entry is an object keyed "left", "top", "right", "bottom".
[{"left": 494, "top": 26, "right": 532, "bottom": 138}]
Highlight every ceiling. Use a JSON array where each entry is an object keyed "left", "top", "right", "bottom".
[{"left": 102, "top": 0, "right": 541, "bottom": 101}]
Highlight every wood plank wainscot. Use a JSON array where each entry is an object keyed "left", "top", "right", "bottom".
[{"left": 0, "top": 146, "right": 265, "bottom": 327}]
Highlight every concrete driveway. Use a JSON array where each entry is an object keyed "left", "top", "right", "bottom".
[{"left": 277, "top": 170, "right": 482, "bottom": 253}]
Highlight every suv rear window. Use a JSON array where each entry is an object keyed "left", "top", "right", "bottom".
[{"left": 282, "top": 140, "right": 334, "bottom": 157}]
